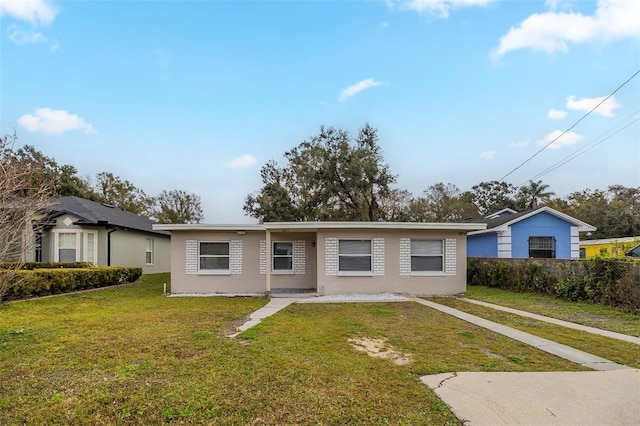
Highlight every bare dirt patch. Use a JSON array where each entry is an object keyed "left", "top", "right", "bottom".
[
  {"left": 480, "top": 347, "right": 504, "bottom": 360},
  {"left": 221, "top": 316, "right": 250, "bottom": 338},
  {"left": 348, "top": 337, "right": 412, "bottom": 365}
]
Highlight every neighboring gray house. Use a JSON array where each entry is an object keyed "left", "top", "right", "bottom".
[
  {"left": 153, "top": 221, "right": 486, "bottom": 296},
  {"left": 466, "top": 207, "right": 596, "bottom": 260},
  {"left": 33, "top": 196, "right": 170, "bottom": 273}
]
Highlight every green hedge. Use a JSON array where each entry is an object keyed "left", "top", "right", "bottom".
[
  {"left": 468, "top": 257, "right": 640, "bottom": 313},
  {"left": 0, "top": 262, "right": 95, "bottom": 270},
  {"left": 0, "top": 267, "right": 143, "bottom": 301}
]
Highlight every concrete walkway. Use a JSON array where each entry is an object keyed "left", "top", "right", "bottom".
[
  {"left": 228, "top": 297, "right": 298, "bottom": 337},
  {"left": 461, "top": 297, "right": 640, "bottom": 345}
]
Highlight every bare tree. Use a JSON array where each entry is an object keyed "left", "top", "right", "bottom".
[{"left": 0, "top": 133, "right": 54, "bottom": 300}]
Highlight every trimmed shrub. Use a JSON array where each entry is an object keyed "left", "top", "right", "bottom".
[
  {"left": 467, "top": 258, "right": 556, "bottom": 294},
  {"left": 0, "top": 262, "right": 95, "bottom": 270},
  {"left": 468, "top": 257, "right": 640, "bottom": 313},
  {"left": 0, "top": 267, "right": 143, "bottom": 301}
]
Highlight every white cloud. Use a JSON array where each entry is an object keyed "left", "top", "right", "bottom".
[
  {"left": 0, "top": 0, "right": 57, "bottom": 25},
  {"left": 228, "top": 154, "right": 257, "bottom": 169},
  {"left": 7, "top": 26, "right": 59, "bottom": 50},
  {"left": 547, "top": 109, "right": 567, "bottom": 119},
  {"left": 480, "top": 151, "right": 496, "bottom": 159},
  {"left": 537, "top": 130, "right": 582, "bottom": 149},
  {"left": 18, "top": 108, "right": 95, "bottom": 135},
  {"left": 492, "top": 0, "right": 640, "bottom": 58},
  {"left": 566, "top": 95, "right": 621, "bottom": 117},
  {"left": 339, "top": 78, "right": 383, "bottom": 102},
  {"left": 8, "top": 25, "right": 47, "bottom": 45},
  {"left": 509, "top": 140, "right": 530, "bottom": 148},
  {"left": 387, "top": 0, "right": 495, "bottom": 19}
]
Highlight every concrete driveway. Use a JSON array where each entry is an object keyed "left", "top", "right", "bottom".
[{"left": 422, "top": 369, "right": 640, "bottom": 426}]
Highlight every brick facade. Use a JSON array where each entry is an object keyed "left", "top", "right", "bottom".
[{"left": 185, "top": 239, "right": 198, "bottom": 275}]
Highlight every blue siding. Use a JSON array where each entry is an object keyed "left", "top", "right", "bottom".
[
  {"left": 467, "top": 233, "right": 498, "bottom": 257},
  {"left": 510, "top": 212, "right": 574, "bottom": 259}
]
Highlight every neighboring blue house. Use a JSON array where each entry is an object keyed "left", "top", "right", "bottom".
[{"left": 465, "top": 207, "right": 596, "bottom": 259}]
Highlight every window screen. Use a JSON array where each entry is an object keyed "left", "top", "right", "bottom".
[
  {"left": 273, "top": 241, "right": 293, "bottom": 270},
  {"left": 338, "top": 240, "right": 372, "bottom": 272},
  {"left": 58, "top": 233, "right": 76, "bottom": 262},
  {"left": 199, "top": 242, "right": 230, "bottom": 270},
  {"left": 411, "top": 240, "right": 443, "bottom": 272}
]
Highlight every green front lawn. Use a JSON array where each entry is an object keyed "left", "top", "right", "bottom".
[{"left": 1, "top": 274, "right": 584, "bottom": 425}]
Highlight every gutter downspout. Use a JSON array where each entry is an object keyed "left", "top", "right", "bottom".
[{"left": 107, "top": 226, "right": 117, "bottom": 266}]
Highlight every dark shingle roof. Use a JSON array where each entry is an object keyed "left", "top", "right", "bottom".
[
  {"left": 464, "top": 207, "right": 596, "bottom": 233},
  {"left": 465, "top": 210, "right": 535, "bottom": 230},
  {"left": 47, "top": 196, "right": 168, "bottom": 235}
]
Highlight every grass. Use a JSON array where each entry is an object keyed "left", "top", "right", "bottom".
[
  {"left": 1, "top": 274, "right": 586, "bottom": 425},
  {"left": 464, "top": 285, "right": 640, "bottom": 337},
  {"left": 430, "top": 296, "right": 640, "bottom": 369}
]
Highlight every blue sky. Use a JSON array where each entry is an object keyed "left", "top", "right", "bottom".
[{"left": 1, "top": 0, "right": 639, "bottom": 222}]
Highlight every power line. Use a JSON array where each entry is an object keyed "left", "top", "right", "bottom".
[
  {"left": 499, "top": 68, "right": 640, "bottom": 182},
  {"left": 520, "top": 111, "right": 640, "bottom": 186}
]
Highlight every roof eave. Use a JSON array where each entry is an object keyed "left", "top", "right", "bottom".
[
  {"left": 153, "top": 224, "right": 264, "bottom": 232},
  {"left": 153, "top": 222, "right": 488, "bottom": 232},
  {"left": 265, "top": 221, "right": 486, "bottom": 231}
]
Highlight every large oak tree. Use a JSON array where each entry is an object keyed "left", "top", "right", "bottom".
[{"left": 244, "top": 124, "right": 396, "bottom": 222}]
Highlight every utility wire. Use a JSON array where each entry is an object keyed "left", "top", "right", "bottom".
[
  {"left": 499, "top": 67, "right": 640, "bottom": 182},
  {"left": 520, "top": 111, "right": 640, "bottom": 186}
]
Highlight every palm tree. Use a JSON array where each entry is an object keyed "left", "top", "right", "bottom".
[{"left": 517, "top": 180, "right": 555, "bottom": 210}]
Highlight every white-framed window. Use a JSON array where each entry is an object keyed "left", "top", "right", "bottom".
[
  {"left": 85, "top": 232, "right": 96, "bottom": 264},
  {"left": 338, "top": 239, "right": 372, "bottom": 272},
  {"left": 199, "top": 241, "right": 230, "bottom": 271},
  {"left": 272, "top": 241, "right": 293, "bottom": 272},
  {"left": 58, "top": 232, "right": 78, "bottom": 262},
  {"left": 145, "top": 238, "right": 154, "bottom": 265},
  {"left": 411, "top": 240, "right": 443, "bottom": 272}
]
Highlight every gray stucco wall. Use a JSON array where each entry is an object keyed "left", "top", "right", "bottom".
[
  {"left": 168, "top": 228, "right": 468, "bottom": 296},
  {"left": 316, "top": 229, "right": 467, "bottom": 296},
  {"left": 169, "top": 230, "right": 265, "bottom": 294}
]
